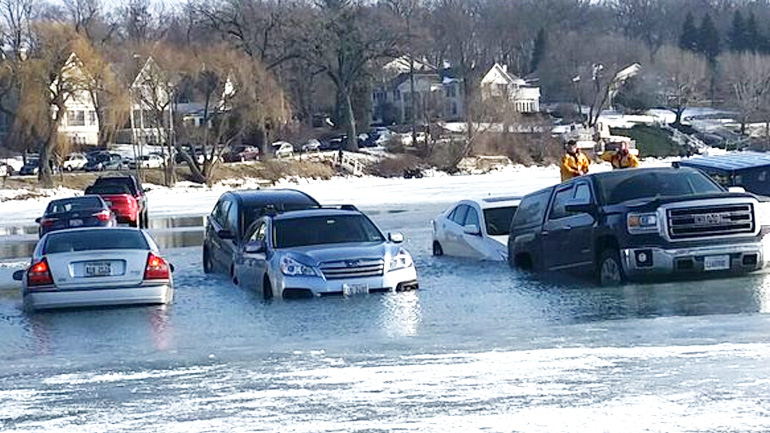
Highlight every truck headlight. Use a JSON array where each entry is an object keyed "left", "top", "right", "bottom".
[
  {"left": 280, "top": 256, "right": 320, "bottom": 277},
  {"left": 389, "top": 249, "right": 414, "bottom": 272},
  {"left": 627, "top": 212, "right": 659, "bottom": 234}
]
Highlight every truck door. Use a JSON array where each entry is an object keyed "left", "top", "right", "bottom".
[{"left": 542, "top": 184, "right": 575, "bottom": 270}]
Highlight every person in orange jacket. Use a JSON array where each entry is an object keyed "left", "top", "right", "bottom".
[
  {"left": 600, "top": 141, "right": 640, "bottom": 169},
  {"left": 560, "top": 140, "right": 590, "bottom": 182}
]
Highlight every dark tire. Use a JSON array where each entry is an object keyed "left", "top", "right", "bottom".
[
  {"left": 142, "top": 210, "right": 149, "bottom": 229},
  {"left": 263, "top": 277, "right": 273, "bottom": 300},
  {"left": 597, "top": 249, "right": 624, "bottom": 286},
  {"left": 432, "top": 241, "right": 443, "bottom": 256},
  {"left": 202, "top": 246, "right": 212, "bottom": 274}
]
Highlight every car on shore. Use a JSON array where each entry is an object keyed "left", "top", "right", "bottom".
[
  {"left": 62, "top": 153, "right": 88, "bottom": 171},
  {"left": 432, "top": 196, "right": 521, "bottom": 261},
  {"left": 233, "top": 206, "right": 418, "bottom": 299},
  {"left": 508, "top": 167, "right": 770, "bottom": 285},
  {"left": 203, "top": 189, "right": 321, "bottom": 277},
  {"left": 13, "top": 228, "right": 174, "bottom": 311}
]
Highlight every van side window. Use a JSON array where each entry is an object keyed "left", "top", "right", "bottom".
[
  {"left": 549, "top": 186, "right": 574, "bottom": 220},
  {"left": 226, "top": 200, "right": 239, "bottom": 235},
  {"left": 450, "top": 205, "right": 469, "bottom": 225},
  {"left": 512, "top": 189, "right": 550, "bottom": 227},
  {"left": 213, "top": 199, "right": 231, "bottom": 227}
]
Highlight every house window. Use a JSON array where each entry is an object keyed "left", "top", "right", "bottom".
[
  {"left": 67, "top": 110, "right": 85, "bottom": 126},
  {"left": 451, "top": 101, "right": 458, "bottom": 115},
  {"left": 445, "top": 85, "right": 456, "bottom": 98},
  {"left": 88, "top": 111, "right": 97, "bottom": 126}
]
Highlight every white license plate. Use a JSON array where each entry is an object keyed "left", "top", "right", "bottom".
[
  {"left": 704, "top": 255, "right": 730, "bottom": 271},
  {"left": 343, "top": 283, "right": 369, "bottom": 295},
  {"left": 85, "top": 262, "right": 111, "bottom": 277},
  {"left": 69, "top": 218, "right": 83, "bottom": 227}
]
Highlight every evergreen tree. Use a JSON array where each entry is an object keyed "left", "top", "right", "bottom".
[
  {"left": 728, "top": 10, "right": 746, "bottom": 51},
  {"left": 746, "top": 11, "right": 762, "bottom": 52},
  {"left": 680, "top": 12, "right": 699, "bottom": 52},
  {"left": 699, "top": 13, "right": 721, "bottom": 63},
  {"left": 530, "top": 27, "right": 547, "bottom": 73}
]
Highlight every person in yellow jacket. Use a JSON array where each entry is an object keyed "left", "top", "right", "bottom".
[
  {"left": 560, "top": 140, "right": 590, "bottom": 182},
  {"left": 600, "top": 141, "right": 640, "bottom": 169}
]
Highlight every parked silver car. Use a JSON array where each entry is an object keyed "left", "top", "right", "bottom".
[
  {"left": 233, "top": 207, "right": 418, "bottom": 299},
  {"left": 13, "top": 228, "right": 174, "bottom": 311}
]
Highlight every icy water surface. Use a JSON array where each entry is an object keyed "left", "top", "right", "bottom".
[{"left": 1, "top": 204, "right": 770, "bottom": 432}]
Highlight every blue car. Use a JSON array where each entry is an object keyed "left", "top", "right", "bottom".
[{"left": 36, "top": 195, "right": 116, "bottom": 238}]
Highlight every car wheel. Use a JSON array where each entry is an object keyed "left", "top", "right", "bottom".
[
  {"left": 432, "top": 241, "right": 444, "bottom": 256},
  {"left": 598, "top": 249, "right": 624, "bottom": 286},
  {"left": 202, "top": 246, "right": 212, "bottom": 274},
  {"left": 141, "top": 210, "right": 149, "bottom": 229},
  {"left": 65, "top": 166, "right": 73, "bottom": 172},
  {"left": 263, "top": 276, "right": 273, "bottom": 300}
]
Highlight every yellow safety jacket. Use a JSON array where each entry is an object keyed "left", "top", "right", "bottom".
[
  {"left": 601, "top": 151, "right": 640, "bottom": 169},
  {"left": 560, "top": 151, "right": 590, "bottom": 182}
]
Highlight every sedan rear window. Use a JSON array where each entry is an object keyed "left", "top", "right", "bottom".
[
  {"left": 47, "top": 197, "right": 104, "bottom": 214},
  {"left": 44, "top": 230, "right": 149, "bottom": 254},
  {"left": 484, "top": 206, "right": 518, "bottom": 236},
  {"left": 274, "top": 215, "right": 385, "bottom": 248}
]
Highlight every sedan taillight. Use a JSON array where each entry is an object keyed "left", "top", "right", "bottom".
[
  {"left": 93, "top": 209, "right": 112, "bottom": 222},
  {"left": 39, "top": 217, "right": 57, "bottom": 227},
  {"left": 144, "top": 252, "right": 170, "bottom": 280},
  {"left": 28, "top": 258, "right": 54, "bottom": 287}
]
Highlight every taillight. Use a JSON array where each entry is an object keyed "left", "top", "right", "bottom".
[
  {"left": 93, "top": 209, "right": 112, "bottom": 222},
  {"left": 144, "top": 252, "right": 170, "bottom": 280},
  {"left": 39, "top": 218, "right": 57, "bottom": 227},
  {"left": 28, "top": 258, "right": 54, "bottom": 287}
]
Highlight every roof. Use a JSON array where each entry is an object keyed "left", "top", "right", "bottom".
[
  {"left": 469, "top": 196, "right": 522, "bottom": 209},
  {"left": 273, "top": 208, "right": 360, "bottom": 221},
  {"left": 226, "top": 189, "right": 319, "bottom": 207},
  {"left": 677, "top": 152, "right": 770, "bottom": 173}
]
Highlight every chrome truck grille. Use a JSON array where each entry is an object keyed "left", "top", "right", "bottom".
[
  {"left": 320, "top": 258, "right": 385, "bottom": 279},
  {"left": 667, "top": 203, "right": 754, "bottom": 239}
]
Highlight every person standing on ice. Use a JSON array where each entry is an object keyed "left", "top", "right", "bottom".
[
  {"left": 560, "top": 140, "right": 590, "bottom": 182},
  {"left": 600, "top": 141, "right": 640, "bottom": 169}
]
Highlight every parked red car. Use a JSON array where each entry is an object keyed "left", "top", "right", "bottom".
[{"left": 84, "top": 183, "right": 140, "bottom": 227}]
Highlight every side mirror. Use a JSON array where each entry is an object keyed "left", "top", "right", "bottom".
[
  {"left": 463, "top": 224, "right": 481, "bottom": 236},
  {"left": 35, "top": 217, "right": 42, "bottom": 224},
  {"left": 244, "top": 240, "right": 266, "bottom": 254},
  {"left": 12, "top": 270, "right": 24, "bottom": 281},
  {"left": 169, "top": 263, "right": 175, "bottom": 273},
  {"left": 565, "top": 199, "right": 596, "bottom": 215},
  {"left": 389, "top": 233, "right": 404, "bottom": 243},
  {"left": 217, "top": 229, "right": 234, "bottom": 240}
]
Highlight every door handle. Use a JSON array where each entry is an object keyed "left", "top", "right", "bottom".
[
  {"left": 540, "top": 231, "right": 549, "bottom": 236},
  {"left": 564, "top": 225, "right": 572, "bottom": 231}
]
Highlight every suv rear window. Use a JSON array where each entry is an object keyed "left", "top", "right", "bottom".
[
  {"left": 274, "top": 214, "right": 384, "bottom": 248},
  {"left": 512, "top": 189, "right": 551, "bottom": 228},
  {"left": 596, "top": 169, "right": 722, "bottom": 205},
  {"left": 44, "top": 230, "right": 149, "bottom": 253}
]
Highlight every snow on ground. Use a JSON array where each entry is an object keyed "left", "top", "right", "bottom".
[{"left": 0, "top": 159, "right": 675, "bottom": 228}]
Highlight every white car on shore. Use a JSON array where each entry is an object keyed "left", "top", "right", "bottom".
[{"left": 431, "top": 196, "right": 521, "bottom": 261}]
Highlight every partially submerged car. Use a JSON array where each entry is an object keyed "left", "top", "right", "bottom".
[
  {"left": 233, "top": 206, "right": 418, "bottom": 299},
  {"left": 37, "top": 195, "right": 115, "bottom": 237},
  {"left": 13, "top": 228, "right": 174, "bottom": 311},
  {"left": 432, "top": 196, "right": 521, "bottom": 261}
]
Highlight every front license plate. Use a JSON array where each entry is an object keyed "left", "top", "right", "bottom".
[
  {"left": 69, "top": 218, "right": 83, "bottom": 227},
  {"left": 85, "top": 262, "right": 111, "bottom": 277},
  {"left": 343, "top": 283, "right": 369, "bottom": 295},
  {"left": 704, "top": 255, "right": 730, "bottom": 271}
]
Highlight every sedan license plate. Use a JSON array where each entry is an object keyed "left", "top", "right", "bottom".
[
  {"left": 69, "top": 218, "right": 83, "bottom": 227},
  {"left": 85, "top": 262, "right": 111, "bottom": 277},
  {"left": 343, "top": 283, "right": 369, "bottom": 295},
  {"left": 704, "top": 255, "right": 730, "bottom": 271}
]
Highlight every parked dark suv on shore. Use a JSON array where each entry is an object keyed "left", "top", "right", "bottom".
[
  {"left": 508, "top": 167, "right": 770, "bottom": 285},
  {"left": 203, "top": 189, "right": 321, "bottom": 277}
]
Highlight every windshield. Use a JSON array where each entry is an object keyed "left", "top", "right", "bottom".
[
  {"left": 44, "top": 230, "right": 148, "bottom": 254},
  {"left": 596, "top": 169, "right": 723, "bottom": 205},
  {"left": 274, "top": 214, "right": 385, "bottom": 248},
  {"left": 483, "top": 206, "right": 518, "bottom": 236}
]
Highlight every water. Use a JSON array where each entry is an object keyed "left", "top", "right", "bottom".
[{"left": 1, "top": 204, "right": 770, "bottom": 432}]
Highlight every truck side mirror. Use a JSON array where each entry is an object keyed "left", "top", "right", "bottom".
[{"left": 565, "top": 199, "right": 596, "bottom": 215}]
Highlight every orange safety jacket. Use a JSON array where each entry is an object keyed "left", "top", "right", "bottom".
[
  {"left": 601, "top": 151, "right": 640, "bottom": 169},
  {"left": 560, "top": 151, "right": 590, "bottom": 182}
]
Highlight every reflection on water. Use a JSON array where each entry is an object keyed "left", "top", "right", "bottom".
[
  {"left": 0, "top": 215, "right": 206, "bottom": 259},
  {"left": 380, "top": 291, "right": 421, "bottom": 336}
]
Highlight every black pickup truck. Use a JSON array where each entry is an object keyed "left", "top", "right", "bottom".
[{"left": 508, "top": 167, "right": 769, "bottom": 285}]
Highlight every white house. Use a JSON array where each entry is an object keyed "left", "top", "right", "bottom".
[
  {"left": 127, "top": 56, "right": 173, "bottom": 146},
  {"left": 480, "top": 63, "right": 540, "bottom": 113},
  {"left": 56, "top": 53, "right": 99, "bottom": 146},
  {"left": 372, "top": 72, "right": 464, "bottom": 124}
]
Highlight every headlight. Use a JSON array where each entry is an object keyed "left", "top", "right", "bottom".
[
  {"left": 280, "top": 256, "right": 320, "bottom": 277},
  {"left": 389, "top": 248, "right": 414, "bottom": 272},
  {"left": 627, "top": 212, "right": 658, "bottom": 234}
]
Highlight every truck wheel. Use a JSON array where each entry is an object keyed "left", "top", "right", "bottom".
[
  {"left": 432, "top": 241, "right": 443, "bottom": 256},
  {"left": 598, "top": 249, "right": 624, "bottom": 286}
]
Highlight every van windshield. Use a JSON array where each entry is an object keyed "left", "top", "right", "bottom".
[{"left": 596, "top": 169, "right": 723, "bottom": 205}]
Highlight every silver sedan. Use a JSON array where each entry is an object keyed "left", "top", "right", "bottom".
[
  {"left": 431, "top": 196, "right": 521, "bottom": 261},
  {"left": 13, "top": 228, "right": 174, "bottom": 311}
]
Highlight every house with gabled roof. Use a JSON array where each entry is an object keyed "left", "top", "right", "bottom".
[
  {"left": 480, "top": 63, "right": 540, "bottom": 113},
  {"left": 55, "top": 53, "right": 100, "bottom": 146}
]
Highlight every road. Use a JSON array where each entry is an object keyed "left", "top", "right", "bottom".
[{"left": 1, "top": 203, "right": 770, "bottom": 432}]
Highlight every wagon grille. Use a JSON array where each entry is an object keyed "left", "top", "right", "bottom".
[
  {"left": 667, "top": 203, "right": 754, "bottom": 239},
  {"left": 320, "top": 258, "right": 384, "bottom": 279}
]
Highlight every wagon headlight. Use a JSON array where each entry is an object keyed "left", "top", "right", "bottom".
[
  {"left": 280, "top": 256, "right": 319, "bottom": 277},
  {"left": 627, "top": 212, "right": 659, "bottom": 234},
  {"left": 389, "top": 248, "right": 413, "bottom": 272}
]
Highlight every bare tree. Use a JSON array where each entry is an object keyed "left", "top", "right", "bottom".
[
  {"left": 720, "top": 52, "right": 770, "bottom": 136},
  {"left": 653, "top": 45, "right": 709, "bottom": 126}
]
